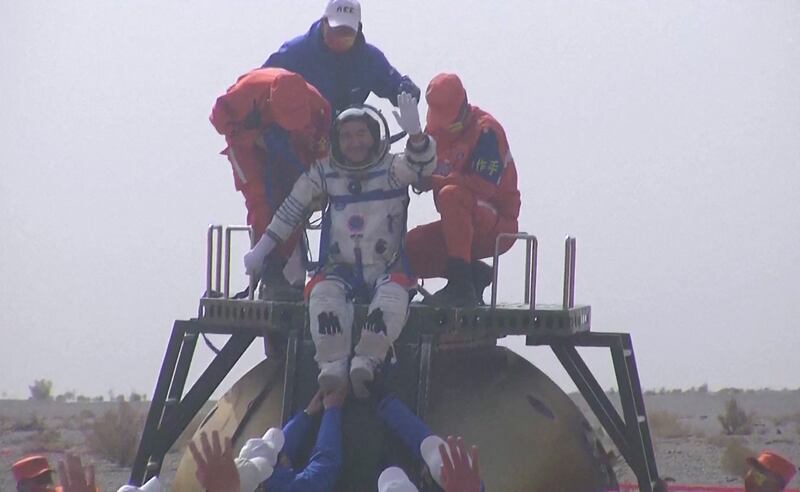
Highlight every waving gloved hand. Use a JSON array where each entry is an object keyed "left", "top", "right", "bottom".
[
  {"left": 392, "top": 92, "right": 422, "bottom": 136},
  {"left": 243, "top": 234, "right": 277, "bottom": 276}
]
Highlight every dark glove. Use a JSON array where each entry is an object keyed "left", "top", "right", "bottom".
[{"left": 397, "top": 77, "right": 421, "bottom": 106}]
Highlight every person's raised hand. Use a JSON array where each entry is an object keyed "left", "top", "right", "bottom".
[
  {"left": 189, "top": 430, "right": 240, "bottom": 492},
  {"left": 392, "top": 92, "right": 422, "bottom": 136},
  {"left": 57, "top": 453, "right": 96, "bottom": 492},
  {"left": 439, "top": 436, "right": 481, "bottom": 492}
]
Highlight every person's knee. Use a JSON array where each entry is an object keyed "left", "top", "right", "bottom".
[
  {"left": 309, "top": 280, "right": 347, "bottom": 309},
  {"left": 372, "top": 282, "right": 409, "bottom": 319},
  {"left": 437, "top": 184, "right": 475, "bottom": 213}
]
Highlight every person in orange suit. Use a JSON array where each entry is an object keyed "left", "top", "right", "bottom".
[
  {"left": 210, "top": 68, "right": 331, "bottom": 300},
  {"left": 744, "top": 451, "right": 797, "bottom": 492},
  {"left": 13, "top": 454, "right": 97, "bottom": 492},
  {"left": 405, "top": 73, "right": 521, "bottom": 306}
]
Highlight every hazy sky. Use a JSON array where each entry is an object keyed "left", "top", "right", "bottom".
[{"left": 1, "top": 1, "right": 798, "bottom": 399}]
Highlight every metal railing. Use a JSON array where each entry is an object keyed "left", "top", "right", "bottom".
[
  {"left": 206, "top": 225, "right": 223, "bottom": 297},
  {"left": 205, "top": 224, "right": 255, "bottom": 300},
  {"left": 490, "top": 234, "right": 578, "bottom": 312},
  {"left": 563, "top": 236, "right": 576, "bottom": 309},
  {"left": 491, "top": 233, "right": 538, "bottom": 311}
]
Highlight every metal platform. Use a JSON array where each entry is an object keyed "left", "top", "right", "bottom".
[
  {"left": 129, "top": 229, "right": 661, "bottom": 492},
  {"left": 197, "top": 298, "right": 591, "bottom": 340}
]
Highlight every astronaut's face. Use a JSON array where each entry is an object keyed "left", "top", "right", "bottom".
[{"left": 338, "top": 119, "right": 374, "bottom": 165}]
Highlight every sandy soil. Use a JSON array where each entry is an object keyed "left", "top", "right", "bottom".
[
  {"left": 1, "top": 390, "right": 798, "bottom": 491},
  {"left": 570, "top": 389, "right": 800, "bottom": 488}
]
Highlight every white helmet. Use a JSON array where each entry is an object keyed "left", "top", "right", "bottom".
[{"left": 331, "top": 104, "right": 390, "bottom": 172}]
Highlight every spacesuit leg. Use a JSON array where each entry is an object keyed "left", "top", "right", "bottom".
[
  {"left": 308, "top": 278, "right": 353, "bottom": 392},
  {"left": 351, "top": 277, "right": 410, "bottom": 398}
]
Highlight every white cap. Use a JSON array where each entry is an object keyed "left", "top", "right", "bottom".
[
  {"left": 324, "top": 0, "right": 361, "bottom": 31},
  {"left": 239, "top": 427, "right": 285, "bottom": 465},
  {"left": 116, "top": 477, "right": 163, "bottom": 492},
  {"left": 420, "top": 435, "right": 447, "bottom": 487},
  {"left": 378, "top": 467, "right": 418, "bottom": 492}
]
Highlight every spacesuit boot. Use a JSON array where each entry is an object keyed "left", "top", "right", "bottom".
[
  {"left": 471, "top": 260, "right": 493, "bottom": 306},
  {"left": 318, "top": 358, "right": 348, "bottom": 393},
  {"left": 258, "top": 254, "right": 303, "bottom": 302},
  {"left": 426, "top": 258, "right": 478, "bottom": 307},
  {"left": 350, "top": 355, "right": 382, "bottom": 399}
]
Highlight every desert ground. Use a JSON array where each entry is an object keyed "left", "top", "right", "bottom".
[{"left": 1, "top": 389, "right": 798, "bottom": 491}]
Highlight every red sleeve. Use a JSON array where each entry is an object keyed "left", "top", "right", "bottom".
[{"left": 309, "top": 86, "right": 332, "bottom": 160}]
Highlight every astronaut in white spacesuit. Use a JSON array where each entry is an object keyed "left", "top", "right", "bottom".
[{"left": 243, "top": 92, "right": 435, "bottom": 398}]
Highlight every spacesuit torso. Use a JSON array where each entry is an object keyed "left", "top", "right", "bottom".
[{"left": 266, "top": 138, "right": 436, "bottom": 286}]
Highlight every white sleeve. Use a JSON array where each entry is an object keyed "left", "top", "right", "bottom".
[
  {"left": 266, "top": 160, "right": 327, "bottom": 242},
  {"left": 387, "top": 135, "right": 437, "bottom": 189}
]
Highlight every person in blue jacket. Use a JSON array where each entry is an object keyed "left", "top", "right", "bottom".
[
  {"left": 262, "top": 386, "right": 346, "bottom": 491},
  {"left": 367, "top": 367, "right": 483, "bottom": 492},
  {"left": 263, "top": 0, "right": 420, "bottom": 115},
  {"left": 377, "top": 394, "right": 484, "bottom": 492},
  {"left": 190, "top": 385, "right": 346, "bottom": 492}
]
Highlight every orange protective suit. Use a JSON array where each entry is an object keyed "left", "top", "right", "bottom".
[
  {"left": 406, "top": 105, "right": 520, "bottom": 278},
  {"left": 210, "top": 68, "right": 331, "bottom": 260}
]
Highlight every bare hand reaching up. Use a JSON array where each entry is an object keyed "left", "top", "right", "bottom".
[
  {"left": 439, "top": 436, "right": 481, "bottom": 492},
  {"left": 189, "top": 430, "right": 239, "bottom": 492},
  {"left": 57, "top": 453, "right": 96, "bottom": 492}
]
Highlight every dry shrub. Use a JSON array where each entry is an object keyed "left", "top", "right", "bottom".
[
  {"left": 29, "top": 379, "right": 53, "bottom": 401},
  {"left": 718, "top": 397, "right": 754, "bottom": 435},
  {"left": 25, "top": 429, "right": 64, "bottom": 453},
  {"left": 720, "top": 439, "right": 757, "bottom": 478},
  {"left": 11, "top": 414, "right": 46, "bottom": 432},
  {"left": 85, "top": 401, "right": 145, "bottom": 466},
  {"left": 706, "top": 434, "right": 735, "bottom": 448},
  {"left": 647, "top": 411, "right": 692, "bottom": 438}
]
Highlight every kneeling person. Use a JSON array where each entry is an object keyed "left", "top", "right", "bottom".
[
  {"left": 244, "top": 94, "right": 435, "bottom": 397},
  {"left": 406, "top": 73, "right": 522, "bottom": 307}
]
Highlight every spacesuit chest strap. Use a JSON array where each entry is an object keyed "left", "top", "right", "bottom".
[{"left": 327, "top": 188, "right": 407, "bottom": 206}]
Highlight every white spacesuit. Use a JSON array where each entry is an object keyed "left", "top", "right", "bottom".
[{"left": 244, "top": 94, "right": 435, "bottom": 397}]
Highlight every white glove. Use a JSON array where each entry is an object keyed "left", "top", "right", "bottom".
[
  {"left": 236, "top": 456, "right": 274, "bottom": 492},
  {"left": 392, "top": 92, "right": 422, "bottom": 136},
  {"left": 244, "top": 234, "right": 277, "bottom": 276},
  {"left": 239, "top": 428, "right": 284, "bottom": 465},
  {"left": 420, "top": 435, "right": 447, "bottom": 487},
  {"left": 117, "top": 477, "right": 163, "bottom": 492}
]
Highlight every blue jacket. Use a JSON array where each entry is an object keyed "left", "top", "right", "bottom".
[
  {"left": 378, "top": 395, "right": 486, "bottom": 492},
  {"left": 377, "top": 395, "right": 432, "bottom": 461},
  {"left": 263, "top": 20, "right": 419, "bottom": 115},
  {"left": 264, "top": 407, "right": 343, "bottom": 492}
]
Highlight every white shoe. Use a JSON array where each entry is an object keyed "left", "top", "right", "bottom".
[
  {"left": 350, "top": 355, "right": 381, "bottom": 399},
  {"left": 317, "top": 359, "right": 348, "bottom": 393}
]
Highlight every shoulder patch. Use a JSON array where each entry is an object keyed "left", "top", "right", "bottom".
[{"left": 470, "top": 130, "right": 505, "bottom": 185}]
